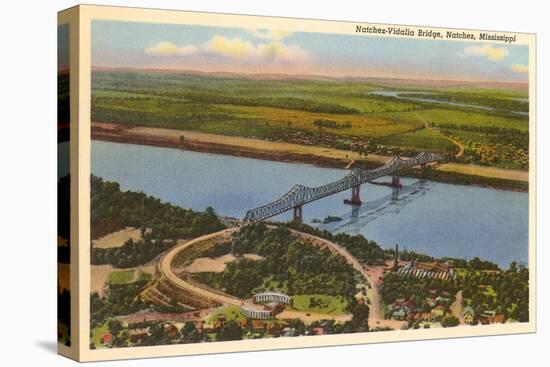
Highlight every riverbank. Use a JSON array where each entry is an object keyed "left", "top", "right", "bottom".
[{"left": 91, "top": 122, "right": 528, "bottom": 192}]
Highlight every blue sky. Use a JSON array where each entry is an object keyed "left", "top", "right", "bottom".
[{"left": 92, "top": 20, "right": 529, "bottom": 82}]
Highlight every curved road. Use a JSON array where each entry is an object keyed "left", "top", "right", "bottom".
[
  {"left": 415, "top": 112, "right": 465, "bottom": 158},
  {"left": 159, "top": 228, "right": 243, "bottom": 307},
  {"left": 288, "top": 229, "right": 384, "bottom": 327},
  {"left": 159, "top": 226, "right": 390, "bottom": 327}
]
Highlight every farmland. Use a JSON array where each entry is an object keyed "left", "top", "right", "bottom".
[{"left": 91, "top": 70, "right": 529, "bottom": 170}]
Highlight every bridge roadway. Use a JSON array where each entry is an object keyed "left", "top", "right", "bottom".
[{"left": 243, "top": 151, "right": 444, "bottom": 222}]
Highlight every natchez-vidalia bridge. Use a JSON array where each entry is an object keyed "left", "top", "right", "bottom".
[{"left": 243, "top": 152, "right": 444, "bottom": 223}]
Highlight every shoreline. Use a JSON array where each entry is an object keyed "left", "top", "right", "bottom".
[{"left": 91, "top": 123, "right": 528, "bottom": 192}]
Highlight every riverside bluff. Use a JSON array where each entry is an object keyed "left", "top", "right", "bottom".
[{"left": 91, "top": 122, "right": 528, "bottom": 192}]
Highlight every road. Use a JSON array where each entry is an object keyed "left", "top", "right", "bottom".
[
  {"left": 415, "top": 112, "right": 465, "bottom": 158},
  {"left": 450, "top": 290, "right": 465, "bottom": 324},
  {"left": 158, "top": 226, "right": 369, "bottom": 325},
  {"left": 289, "top": 229, "right": 403, "bottom": 329},
  {"left": 159, "top": 228, "right": 243, "bottom": 307},
  {"left": 158, "top": 225, "right": 402, "bottom": 328}
]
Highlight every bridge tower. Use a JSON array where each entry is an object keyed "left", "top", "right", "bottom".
[
  {"left": 344, "top": 184, "right": 362, "bottom": 205},
  {"left": 391, "top": 171, "right": 401, "bottom": 188},
  {"left": 293, "top": 205, "right": 303, "bottom": 223}
]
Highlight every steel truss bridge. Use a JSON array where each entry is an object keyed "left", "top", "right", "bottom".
[{"left": 243, "top": 152, "right": 444, "bottom": 223}]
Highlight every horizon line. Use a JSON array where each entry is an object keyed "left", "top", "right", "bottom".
[{"left": 91, "top": 65, "right": 529, "bottom": 88}]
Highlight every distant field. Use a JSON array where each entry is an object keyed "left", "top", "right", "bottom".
[
  {"left": 376, "top": 127, "right": 457, "bottom": 153},
  {"left": 91, "top": 70, "right": 529, "bottom": 169},
  {"left": 382, "top": 108, "right": 527, "bottom": 132},
  {"left": 221, "top": 104, "right": 419, "bottom": 138}
]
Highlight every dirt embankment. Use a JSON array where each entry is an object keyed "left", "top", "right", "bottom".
[{"left": 92, "top": 123, "right": 528, "bottom": 191}]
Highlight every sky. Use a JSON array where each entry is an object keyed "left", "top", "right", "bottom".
[{"left": 91, "top": 20, "right": 529, "bottom": 83}]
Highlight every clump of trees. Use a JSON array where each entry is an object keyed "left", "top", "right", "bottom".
[
  {"left": 193, "top": 223, "right": 358, "bottom": 299},
  {"left": 91, "top": 176, "right": 224, "bottom": 240},
  {"left": 313, "top": 119, "right": 352, "bottom": 129},
  {"left": 462, "top": 262, "right": 529, "bottom": 322},
  {"left": 380, "top": 272, "right": 459, "bottom": 312},
  {"left": 179, "top": 92, "right": 359, "bottom": 114},
  {"left": 445, "top": 256, "right": 500, "bottom": 271},
  {"left": 91, "top": 237, "right": 175, "bottom": 268},
  {"left": 90, "top": 278, "right": 151, "bottom": 328},
  {"left": 284, "top": 222, "right": 386, "bottom": 264}
]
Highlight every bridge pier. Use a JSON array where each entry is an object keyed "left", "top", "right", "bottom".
[
  {"left": 391, "top": 172, "right": 402, "bottom": 188},
  {"left": 344, "top": 184, "right": 362, "bottom": 205},
  {"left": 293, "top": 205, "right": 303, "bottom": 223}
]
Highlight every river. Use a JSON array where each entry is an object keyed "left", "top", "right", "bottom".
[
  {"left": 370, "top": 91, "right": 528, "bottom": 116},
  {"left": 91, "top": 140, "right": 528, "bottom": 269}
]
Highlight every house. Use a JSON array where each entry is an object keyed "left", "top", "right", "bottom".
[
  {"left": 194, "top": 320, "right": 205, "bottom": 331},
  {"left": 414, "top": 312, "right": 434, "bottom": 322},
  {"left": 392, "top": 307, "right": 408, "bottom": 321},
  {"left": 492, "top": 314, "right": 506, "bottom": 324},
  {"left": 267, "top": 322, "right": 283, "bottom": 337},
  {"left": 312, "top": 327, "right": 325, "bottom": 336},
  {"left": 479, "top": 310, "right": 497, "bottom": 324},
  {"left": 431, "top": 305, "right": 445, "bottom": 320},
  {"left": 237, "top": 318, "right": 249, "bottom": 328},
  {"left": 402, "top": 300, "right": 416, "bottom": 314},
  {"left": 129, "top": 328, "right": 149, "bottom": 344},
  {"left": 251, "top": 320, "right": 265, "bottom": 333},
  {"left": 281, "top": 327, "right": 296, "bottom": 337},
  {"left": 462, "top": 306, "right": 475, "bottom": 325},
  {"left": 217, "top": 314, "right": 227, "bottom": 323},
  {"left": 100, "top": 333, "right": 112, "bottom": 345},
  {"left": 164, "top": 324, "right": 179, "bottom": 339}
]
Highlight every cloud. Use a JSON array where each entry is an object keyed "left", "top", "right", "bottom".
[
  {"left": 247, "top": 29, "right": 293, "bottom": 41},
  {"left": 511, "top": 63, "right": 528, "bottom": 73},
  {"left": 204, "top": 35, "right": 255, "bottom": 58},
  {"left": 145, "top": 41, "right": 200, "bottom": 56},
  {"left": 258, "top": 42, "right": 309, "bottom": 63},
  {"left": 144, "top": 34, "right": 309, "bottom": 64},
  {"left": 462, "top": 44, "right": 509, "bottom": 61}
]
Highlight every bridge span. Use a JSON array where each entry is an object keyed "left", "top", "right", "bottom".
[{"left": 243, "top": 152, "right": 444, "bottom": 223}]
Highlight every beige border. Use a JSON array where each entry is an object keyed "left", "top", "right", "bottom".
[
  {"left": 71, "top": 4, "right": 536, "bottom": 362},
  {"left": 57, "top": 6, "right": 79, "bottom": 361}
]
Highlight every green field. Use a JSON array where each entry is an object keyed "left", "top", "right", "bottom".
[
  {"left": 376, "top": 127, "right": 457, "bottom": 153},
  {"left": 206, "top": 306, "right": 247, "bottom": 323},
  {"left": 389, "top": 108, "right": 528, "bottom": 132},
  {"left": 108, "top": 270, "right": 135, "bottom": 285},
  {"left": 290, "top": 294, "right": 348, "bottom": 315},
  {"left": 108, "top": 270, "right": 152, "bottom": 286},
  {"left": 91, "top": 70, "right": 529, "bottom": 169}
]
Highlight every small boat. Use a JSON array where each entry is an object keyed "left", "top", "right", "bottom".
[{"left": 322, "top": 215, "right": 343, "bottom": 224}]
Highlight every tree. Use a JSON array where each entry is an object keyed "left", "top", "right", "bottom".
[
  {"left": 441, "top": 315, "right": 460, "bottom": 328},
  {"left": 288, "top": 318, "right": 306, "bottom": 336},
  {"left": 108, "top": 319, "right": 123, "bottom": 336},
  {"left": 216, "top": 321, "right": 243, "bottom": 341}
]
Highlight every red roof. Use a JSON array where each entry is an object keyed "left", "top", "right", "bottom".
[
  {"left": 101, "top": 334, "right": 112, "bottom": 343},
  {"left": 312, "top": 327, "right": 325, "bottom": 335}
]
